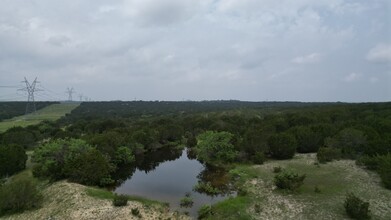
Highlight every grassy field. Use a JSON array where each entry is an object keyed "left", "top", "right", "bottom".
[
  {"left": 0, "top": 103, "right": 79, "bottom": 133},
  {"left": 208, "top": 154, "right": 391, "bottom": 220}
]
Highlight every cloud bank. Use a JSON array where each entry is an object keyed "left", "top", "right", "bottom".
[{"left": 0, "top": 0, "right": 389, "bottom": 102}]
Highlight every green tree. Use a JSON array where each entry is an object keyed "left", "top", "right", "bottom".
[
  {"left": 2, "top": 127, "right": 36, "bottom": 149},
  {"left": 326, "top": 128, "right": 367, "bottom": 158},
  {"left": 0, "top": 144, "right": 27, "bottom": 177},
  {"left": 290, "top": 126, "right": 321, "bottom": 153},
  {"left": 64, "top": 148, "right": 113, "bottom": 186},
  {"left": 114, "top": 146, "right": 135, "bottom": 165},
  {"left": 317, "top": 147, "right": 341, "bottom": 163},
  {"left": 268, "top": 133, "right": 297, "bottom": 159},
  {"left": 32, "top": 139, "right": 93, "bottom": 180},
  {"left": 196, "top": 131, "right": 238, "bottom": 165}
]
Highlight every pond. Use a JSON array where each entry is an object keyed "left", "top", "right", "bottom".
[{"left": 114, "top": 148, "right": 235, "bottom": 217}]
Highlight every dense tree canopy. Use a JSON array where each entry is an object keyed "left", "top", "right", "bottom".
[
  {"left": 268, "top": 133, "right": 297, "bottom": 159},
  {"left": 1, "top": 101, "right": 390, "bottom": 190}
]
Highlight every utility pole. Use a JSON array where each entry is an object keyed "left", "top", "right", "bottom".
[
  {"left": 18, "top": 77, "right": 42, "bottom": 114},
  {"left": 66, "top": 87, "right": 75, "bottom": 101}
]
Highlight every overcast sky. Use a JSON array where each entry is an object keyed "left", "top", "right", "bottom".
[{"left": 0, "top": 0, "right": 390, "bottom": 102}]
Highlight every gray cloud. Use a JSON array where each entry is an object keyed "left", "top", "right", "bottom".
[
  {"left": 366, "top": 43, "right": 391, "bottom": 63},
  {"left": 291, "top": 53, "right": 321, "bottom": 64},
  {"left": 0, "top": 0, "right": 390, "bottom": 102}
]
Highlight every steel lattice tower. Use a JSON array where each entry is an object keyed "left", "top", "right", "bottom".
[
  {"left": 66, "top": 87, "right": 75, "bottom": 101},
  {"left": 19, "top": 77, "right": 42, "bottom": 114}
]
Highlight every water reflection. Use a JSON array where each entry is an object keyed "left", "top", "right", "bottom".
[
  {"left": 114, "top": 148, "right": 234, "bottom": 218},
  {"left": 135, "top": 147, "right": 183, "bottom": 173},
  {"left": 194, "top": 165, "right": 234, "bottom": 196}
]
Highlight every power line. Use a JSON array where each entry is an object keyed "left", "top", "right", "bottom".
[{"left": 0, "top": 85, "right": 22, "bottom": 88}]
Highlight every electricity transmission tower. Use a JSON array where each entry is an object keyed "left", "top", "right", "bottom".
[
  {"left": 78, "top": 94, "right": 83, "bottom": 102},
  {"left": 66, "top": 87, "right": 75, "bottom": 101},
  {"left": 18, "top": 77, "right": 42, "bottom": 114}
]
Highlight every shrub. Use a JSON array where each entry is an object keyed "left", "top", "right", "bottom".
[
  {"left": 180, "top": 196, "right": 194, "bottom": 208},
  {"left": 317, "top": 147, "right": 341, "bottom": 163},
  {"left": 196, "top": 131, "right": 238, "bottom": 165},
  {"left": 344, "top": 193, "right": 370, "bottom": 219},
  {"left": 64, "top": 148, "right": 113, "bottom": 186},
  {"left": 251, "top": 152, "right": 266, "bottom": 164},
  {"left": 254, "top": 204, "right": 262, "bottom": 213},
  {"left": 112, "top": 194, "right": 128, "bottom": 207},
  {"left": 273, "top": 166, "right": 282, "bottom": 173},
  {"left": 268, "top": 133, "right": 297, "bottom": 159},
  {"left": 0, "top": 144, "right": 27, "bottom": 178},
  {"left": 32, "top": 139, "right": 93, "bottom": 180},
  {"left": 0, "top": 177, "right": 43, "bottom": 216},
  {"left": 193, "top": 182, "right": 221, "bottom": 195},
  {"left": 131, "top": 208, "right": 142, "bottom": 218},
  {"left": 274, "top": 170, "right": 306, "bottom": 191},
  {"left": 378, "top": 153, "right": 391, "bottom": 189},
  {"left": 356, "top": 155, "right": 380, "bottom": 170},
  {"left": 198, "top": 205, "right": 212, "bottom": 219},
  {"left": 314, "top": 185, "right": 321, "bottom": 193}
]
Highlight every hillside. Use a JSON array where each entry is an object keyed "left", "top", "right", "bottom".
[
  {"left": 1, "top": 180, "right": 189, "bottom": 220},
  {"left": 0, "top": 103, "right": 78, "bottom": 133}
]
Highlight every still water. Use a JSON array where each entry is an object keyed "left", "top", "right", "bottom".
[{"left": 114, "top": 148, "right": 233, "bottom": 217}]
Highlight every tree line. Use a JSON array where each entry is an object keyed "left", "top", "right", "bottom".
[{"left": 1, "top": 101, "right": 390, "bottom": 189}]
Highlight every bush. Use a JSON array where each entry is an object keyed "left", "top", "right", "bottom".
[
  {"left": 193, "top": 182, "right": 221, "bottom": 195},
  {"left": 251, "top": 152, "right": 266, "bottom": 164},
  {"left": 131, "top": 208, "right": 142, "bottom": 218},
  {"left": 198, "top": 205, "right": 212, "bottom": 219},
  {"left": 180, "top": 195, "right": 194, "bottom": 208},
  {"left": 344, "top": 193, "right": 370, "bottom": 219},
  {"left": 356, "top": 155, "right": 380, "bottom": 170},
  {"left": 64, "top": 148, "right": 113, "bottom": 186},
  {"left": 0, "top": 177, "right": 43, "bottom": 216},
  {"left": 378, "top": 153, "right": 391, "bottom": 189},
  {"left": 32, "top": 139, "right": 93, "bottom": 180},
  {"left": 112, "top": 194, "right": 128, "bottom": 207},
  {"left": 274, "top": 170, "right": 306, "bottom": 191},
  {"left": 0, "top": 144, "right": 27, "bottom": 178},
  {"left": 268, "top": 133, "right": 297, "bottom": 159},
  {"left": 317, "top": 147, "right": 341, "bottom": 163},
  {"left": 196, "top": 131, "right": 238, "bottom": 165},
  {"left": 314, "top": 185, "right": 321, "bottom": 193},
  {"left": 273, "top": 166, "right": 282, "bottom": 173}
]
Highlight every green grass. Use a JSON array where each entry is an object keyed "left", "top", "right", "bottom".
[
  {"left": 85, "top": 187, "right": 164, "bottom": 207},
  {"left": 0, "top": 103, "right": 79, "bottom": 133},
  {"left": 211, "top": 154, "right": 391, "bottom": 220},
  {"left": 206, "top": 196, "right": 252, "bottom": 220}
]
